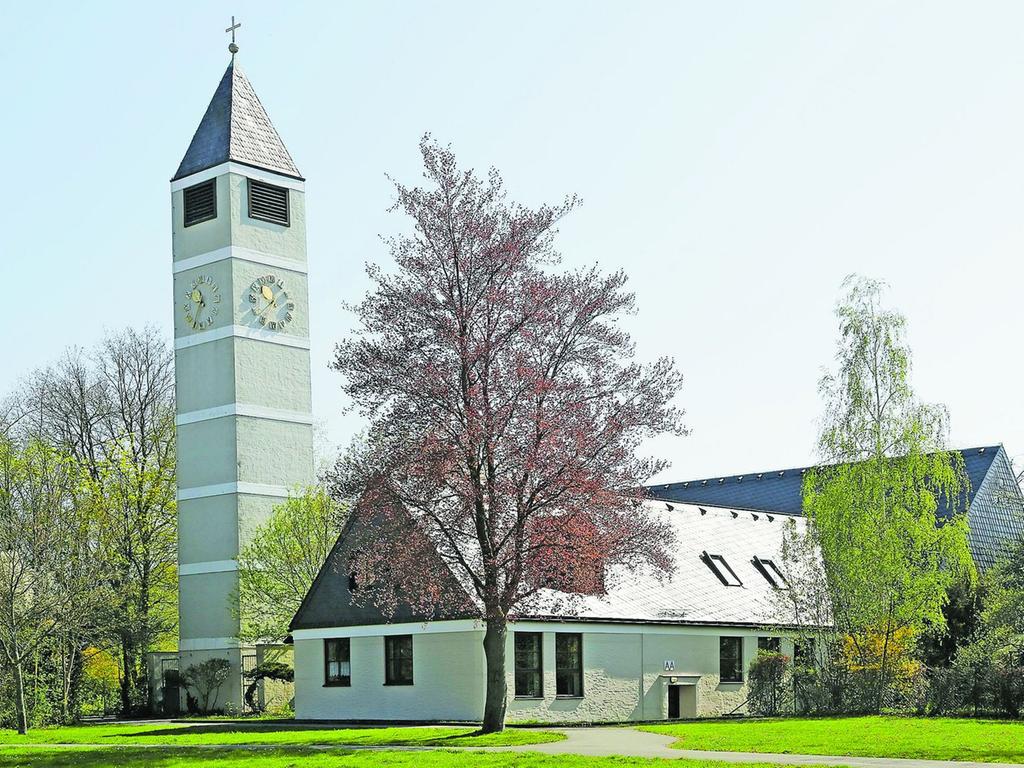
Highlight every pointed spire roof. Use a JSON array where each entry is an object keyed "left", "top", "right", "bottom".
[{"left": 173, "top": 59, "right": 302, "bottom": 182}]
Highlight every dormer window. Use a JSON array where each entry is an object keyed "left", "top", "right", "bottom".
[
  {"left": 248, "top": 178, "right": 290, "bottom": 226},
  {"left": 752, "top": 556, "right": 788, "bottom": 589},
  {"left": 183, "top": 179, "right": 217, "bottom": 227},
  {"left": 701, "top": 551, "right": 742, "bottom": 586}
]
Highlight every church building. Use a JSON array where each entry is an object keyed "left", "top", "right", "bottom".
[
  {"left": 165, "top": 44, "right": 1024, "bottom": 722},
  {"left": 288, "top": 446, "right": 1023, "bottom": 723},
  {"left": 290, "top": 499, "right": 810, "bottom": 722}
]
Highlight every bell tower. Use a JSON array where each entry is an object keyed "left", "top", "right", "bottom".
[{"left": 170, "top": 43, "right": 313, "bottom": 709}]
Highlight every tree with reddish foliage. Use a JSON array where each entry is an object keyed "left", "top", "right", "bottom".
[{"left": 332, "top": 137, "right": 686, "bottom": 732}]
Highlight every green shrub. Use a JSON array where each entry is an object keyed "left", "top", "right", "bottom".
[{"left": 748, "top": 651, "right": 792, "bottom": 716}]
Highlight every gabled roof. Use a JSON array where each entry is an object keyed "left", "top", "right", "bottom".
[
  {"left": 648, "top": 446, "right": 1002, "bottom": 519},
  {"left": 292, "top": 499, "right": 812, "bottom": 632},
  {"left": 173, "top": 59, "right": 302, "bottom": 182},
  {"left": 519, "top": 500, "right": 812, "bottom": 627}
]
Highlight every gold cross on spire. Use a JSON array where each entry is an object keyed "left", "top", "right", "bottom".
[{"left": 226, "top": 16, "right": 241, "bottom": 55}]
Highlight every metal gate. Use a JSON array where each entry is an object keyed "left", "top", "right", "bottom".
[{"left": 241, "top": 653, "right": 258, "bottom": 712}]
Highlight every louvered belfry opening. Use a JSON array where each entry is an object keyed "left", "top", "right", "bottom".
[
  {"left": 183, "top": 179, "right": 217, "bottom": 227},
  {"left": 248, "top": 178, "right": 290, "bottom": 226}
]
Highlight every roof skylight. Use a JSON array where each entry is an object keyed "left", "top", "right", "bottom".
[
  {"left": 752, "top": 556, "right": 788, "bottom": 589},
  {"left": 701, "top": 551, "right": 742, "bottom": 587}
]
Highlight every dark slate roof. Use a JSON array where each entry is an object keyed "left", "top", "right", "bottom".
[
  {"left": 173, "top": 59, "right": 302, "bottom": 182},
  {"left": 648, "top": 446, "right": 1002, "bottom": 519}
]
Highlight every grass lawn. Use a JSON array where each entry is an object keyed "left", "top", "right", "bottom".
[
  {"left": 0, "top": 722, "right": 562, "bottom": 748},
  {"left": 641, "top": 715, "right": 1024, "bottom": 763},
  {"left": 0, "top": 747, "right": 849, "bottom": 768}
]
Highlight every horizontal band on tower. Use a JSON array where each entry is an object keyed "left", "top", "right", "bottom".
[
  {"left": 170, "top": 161, "right": 306, "bottom": 193},
  {"left": 175, "top": 324, "right": 311, "bottom": 351},
  {"left": 179, "top": 559, "right": 238, "bottom": 576},
  {"left": 179, "top": 637, "right": 242, "bottom": 651},
  {"left": 176, "top": 403, "right": 314, "bottom": 427},
  {"left": 172, "top": 245, "right": 308, "bottom": 276},
  {"left": 177, "top": 481, "right": 292, "bottom": 501}
]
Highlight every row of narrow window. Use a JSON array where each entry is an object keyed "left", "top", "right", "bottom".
[
  {"left": 720, "top": 636, "right": 815, "bottom": 682},
  {"left": 183, "top": 177, "right": 291, "bottom": 228},
  {"left": 324, "top": 633, "right": 806, "bottom": 693},
  {"left": 321, "top": 632, "right": 585, "bottom": 697},
  {"left": 324, "top": 635, "right": 413, "bottom": 687}
]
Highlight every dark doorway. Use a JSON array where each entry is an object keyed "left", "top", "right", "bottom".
[{"left": 668, "top": 685, "right": 680, "bottom": 719}]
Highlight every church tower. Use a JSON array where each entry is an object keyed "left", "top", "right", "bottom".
[{"left": 170, "top": 46, "right": 313, "bottom": 709}]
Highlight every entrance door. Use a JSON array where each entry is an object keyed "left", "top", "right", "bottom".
[{"left": 668, "top": 685, "right": 681, "bottom": 719}]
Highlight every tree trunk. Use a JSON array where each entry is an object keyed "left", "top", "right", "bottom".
[
  {"left": 12, "top": 658, "right": 28, "bottom": 735},
  {"left": 481, "top": 617, "right": 508, "bottom": 733},
  {"left": 120, "top": 637, "right": 134, "bottom": 715}
]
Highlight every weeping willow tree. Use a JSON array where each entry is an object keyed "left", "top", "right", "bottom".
[{"left": 804, "top": 276, "right": 974, "bottom": 712}]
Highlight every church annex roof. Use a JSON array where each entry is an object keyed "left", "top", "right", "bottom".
[
  {"left": 519, "top": 501, "right": 814, "bottom": 627},
  {"left": 173, "top": 59, "right": 302, "bottom": 182},
  {"left": 648, "top": 446, "right": 1003, "bottom": 519}
]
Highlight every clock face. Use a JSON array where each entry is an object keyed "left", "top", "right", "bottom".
[
  {"left": 182, "top": 274, "right": 222, "bottom": 330},
  {"left": 248, "top": 274, "right": 295, "bottom": 331}
]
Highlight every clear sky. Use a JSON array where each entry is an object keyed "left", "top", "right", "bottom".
[{"left": 1, "top": 1, "right": 1022, "bottom": 481}]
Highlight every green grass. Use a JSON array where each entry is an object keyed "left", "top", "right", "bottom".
[
  {"left": 641, "top": 715, "right": 1024, "bottom": 763},
  {"left": 0, "top": 722, "right": 562, "bottom": 747},
  {"left": 0, "top": 747, "right": 848, "bottom": 768}
]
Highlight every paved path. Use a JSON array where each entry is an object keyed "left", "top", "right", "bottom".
[
  {"left": 7, "top": 724, "right": 1024, "bottom": 768},
  {"left": 485, "top": 727, "right": 1023, "bottom": 768}
]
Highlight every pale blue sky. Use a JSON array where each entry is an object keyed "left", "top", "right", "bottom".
[{"left": 1, "top": 2, "right": 1022, "bottom": 480}]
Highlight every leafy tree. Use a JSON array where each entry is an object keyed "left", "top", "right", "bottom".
[
  {"left": 803, "top": 276, "right": 973, "bottom": 712},
  {"left": 182, "top": 658, "right": 231, "bottom": 714},
  {"left": 333, "top": 137, "right": 685, "bottom": 731},
  {"left": 236, "top": 488, "right": 344, "bottom": 643},
  {"left": 0, "top": 439, "right": 108, "bottom": 733},
  {"left": 13, "top": 328, "right": 176, "bottom": 715}
]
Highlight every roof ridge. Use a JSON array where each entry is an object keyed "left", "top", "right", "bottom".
[{"left": 652, "top": 445, "right": 1001, "bottom": 492}]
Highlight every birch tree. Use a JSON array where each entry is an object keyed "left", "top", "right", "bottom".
[{"left": 803, "top": 275, "right": 973, "bottom": 711}]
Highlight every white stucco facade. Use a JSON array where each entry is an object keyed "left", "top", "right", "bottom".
[{"left": 292, "top": 619, "right": 791, "bottom": 722}]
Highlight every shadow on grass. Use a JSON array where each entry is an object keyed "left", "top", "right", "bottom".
[{"left": 0, "top": 747, "right": 360, "bottom": 768}]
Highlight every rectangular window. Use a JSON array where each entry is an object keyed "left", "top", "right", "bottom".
[
  {"left": 757, "top": 636, "right": 781, "bottom": 654},
  {"left": 384, "top": 635, "right": 413, "bottom": 686},
  {"left": 794, "top": 638, "right": 816, "bottom": 667},
  {"left": 514, "top": 632, "right": 543, "bottom": 698},
  {"left": 752, "top": 556, "right": 788, "bottom": 589},
  {"left": 555, "top": 633, "right": 583, "bottom": 697},
  {"left": 248, "top": 178, "right": 290, "bottom": 226},
  {"left": 324, "top": 638, "right": 350, "bottom": 686},
  {"left": 702, "top": 552, "right": 742, "bottom": 586},
  {"left": 183, "top": 178, "right": 217, "bottom": 227},
  {"left": 720, "top": 636, "right": 743, "bottom": 683}
]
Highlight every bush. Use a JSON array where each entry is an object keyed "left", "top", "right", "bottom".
[
  {"left": 993, "top": 664, "right": 1024, "bottom": 718},
  {"left": 181, "top": 658, "right": 232, "bottom": 714},
  {"left": 748, "top": 652, "right": 792, "bottom": 716}
]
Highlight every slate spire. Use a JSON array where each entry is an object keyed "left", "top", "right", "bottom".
[{"left": 173, "top": 59, "right": 302, "bottom": 181}]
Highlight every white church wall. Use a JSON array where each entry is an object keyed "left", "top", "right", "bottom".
[
  {"left": 294, "top": 621, "right": 786, "bottom": 723},
  {"left": 505, "top": 622, "right": 766, "bottom": 722},
  {"left": 294, "top": 628, "right": 486, "bottom": 721}
]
